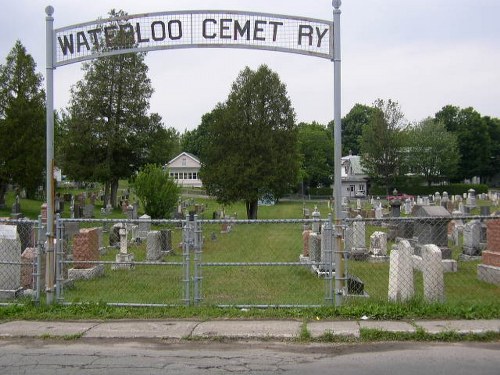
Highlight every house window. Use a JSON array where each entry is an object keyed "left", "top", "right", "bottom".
[
  {"left": 358, "top": 184, "right": 365, "bottom": 192},
  {"left": 182, "top": 157, "right": 186, "bottom": 166},
  {"left": 193, "top": 172, "right": 197, "bottom": 180}
]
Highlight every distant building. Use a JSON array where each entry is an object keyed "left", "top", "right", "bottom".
[
  {"left": 341, "top": 155, "right": 368, "bottom": 198},
  {"left": 165, "top": 152, "right": 203, "bottom": 188}
]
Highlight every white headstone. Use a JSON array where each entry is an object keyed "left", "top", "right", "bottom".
[
  {"left": 388, "top": 240, "right": 414, "bottom": 302},
  {"left": 370, "top": 231, "right": 387, "bottom": 256},
  {"left": 422, "top": 244, "right": 445, "bottom": 302},
  {"left": 0, "top": 225, "right": 21, "bottom": 291}
]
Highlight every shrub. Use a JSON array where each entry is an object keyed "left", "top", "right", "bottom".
[{"left": 132, "top": 164, "right": 180, "bottom": 219}]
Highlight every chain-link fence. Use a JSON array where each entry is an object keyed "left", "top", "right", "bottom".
[
  {"left": 0, "top": 218, "right": 43, "bottom": 303},
  {"left": 1, "top": 214, "right": 499, "bottom": 308},
  {"left": 344, "top": 215, "right": 500, "bottom": 305}
]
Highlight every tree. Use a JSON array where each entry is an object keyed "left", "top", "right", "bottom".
[
  {"left": 132, "top": 164, "right": 179, "bottom": 219},
  {"left": 297, "top": 122, "right": 333, "bottom": 190},
  {"left": 340, "top": 103, "right": 376, "bottom": 155},
  {"left": 435, "top": 106, "right": 491, "bottom": 182},
  {"left": 59, "top": 10, "right": 158, "bottom": 207},
  {"left": 200, "top": 65, "right": 299, "bottom": 219},
  {"left": 359, "top": 99, "right": 406, "bottom": 193},
  {"left": 0, "top": 41, "right": 45, "bottom": 201},
  {"left": 403, "top": 118, "right": 460, "bottom": 186}
]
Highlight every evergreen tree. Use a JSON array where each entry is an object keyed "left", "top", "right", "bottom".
[
  {"left": 0, "top": 41, "right": 45, "bottom": 201},
  {"left": 59, "top": 10, "right": 158, "bottom": 206},
  {"left": 200, "top": 65, "right": 299, "bottom": 219}
]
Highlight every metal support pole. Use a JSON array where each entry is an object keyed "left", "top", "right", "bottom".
[
  {"left": 182, "top": 214, "right": 191, "bottom": 306},
  {"left": 193, "top": 215, "right": 202, "bottom": 305},
  {"left": 45, "top": 6, "right": 56, "bottom": 305},
  {"left": 332, "top": 0, "right": 344, "bottom": 307}
]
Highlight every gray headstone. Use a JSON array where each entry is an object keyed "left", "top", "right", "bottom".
[{"left": 0, "top": 225, "right": 21, "bottom": 291}]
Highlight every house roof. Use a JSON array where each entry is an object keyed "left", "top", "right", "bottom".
[
  {"left": 341, "top": 155, "right": 366, "bottom": 176},
  {"left": 166, "top": 152, "right": 200, "bottom": 167}
]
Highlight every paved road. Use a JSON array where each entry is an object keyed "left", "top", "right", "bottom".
[{"left": 0, "top": 339, "right": 498, "bottom": 375}]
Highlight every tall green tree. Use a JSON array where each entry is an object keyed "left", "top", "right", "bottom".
[
  {"left": 403, "top": 118, "right": 460, "bottom": 186},
  {"left": 297, "top": 122, "right": 333, "bottom": 190},
  {"left": 435, "top": 105, "right": 491, "bottom": 181},
  {"left": 0, "top": 41, "right": 45, "bottom": 201},
  {"left": 359, "top": 99, "right": 406, "bottom": 194},
  {"left": 59, "top": 10, "right": 158, "bottom": 206},
  {"left": 340, "top": 103, "right": 376, "bottom": 155},
  {"left": 200, "top": 65, "right": 299, "bottom": 219}
]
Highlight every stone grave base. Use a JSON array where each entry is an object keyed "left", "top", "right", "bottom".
[
  {"left": 459, "top": 254, "right": 482, "bottom": 262},
  {"left": 68, "top": 264, "right": 105, "bottom": 281},
  {"left": 367, "top": 255, "right": 389, "bottom": 263},
  {"left": 349, "top": 248, "right": 368, "bottom": 261},
  {"left": 0, "top": 288, "right": 23, "bottom": 300},
  {"left": 477, "top": 264, "right": 500, "bottom": 286},
  {"left": 112, "top": 253, "right": 135, "bottom": 270},
  {"left": 412, "top": 255, "right": 458, "bottom": 273}
]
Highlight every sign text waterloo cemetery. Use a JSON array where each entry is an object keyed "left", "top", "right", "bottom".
[{"left": 55, "top": 10, "right": 333, "bottom": 66}]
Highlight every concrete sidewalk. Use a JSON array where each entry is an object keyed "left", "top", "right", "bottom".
[{"left": 0, "top": 319, "right": 498, "bottom": 340}]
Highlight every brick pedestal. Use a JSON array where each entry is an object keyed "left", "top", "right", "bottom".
[{"left": 477, "top": 219, "right": 500, "bottom": 285}]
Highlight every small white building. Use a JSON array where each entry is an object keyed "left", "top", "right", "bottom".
[
  {"left": 165, "top": 152, "right": 203, "bottom": 188},
  {"left": 341, "top": 155, "right": 368, "bottom": 198}
]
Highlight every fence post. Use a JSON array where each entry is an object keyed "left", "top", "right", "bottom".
[
  {"left": 193, "top": 214, "right": 203, "bottom": 305},
  {"left": 334, "top": 218, "right": 345, "bottom": 307},
  {"left": 34, "top": 215, "right": 43, "bottom": 305},
  {"left": 55, "top": 214, "right": 63, "bottom": 303},
  {"left": 182, "top": 214, "right": 191, "bottom": 306},
  {"left": 323, "top": 214, "right": 334, "bottom": 304}
]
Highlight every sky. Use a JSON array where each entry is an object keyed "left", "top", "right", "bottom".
[{"left": 1, "top": 0, "right": 499, "bottom": 133}]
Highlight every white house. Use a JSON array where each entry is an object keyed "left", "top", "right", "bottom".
[
  {"left": 165, "top": 152, "right": 203, "bottom": 188},
  {"left": 341, "top": 155, "right": 368, "bottom": 198}
]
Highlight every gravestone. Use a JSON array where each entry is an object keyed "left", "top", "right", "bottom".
[
  {"left": 21, "top": 247, "right": 36, "bottom": 289},
  {"left": 413, "top": 205, "right": 451, "bottom": 259},
  {"left": 10, "top": 195, "right": 22, "bottom": 219},
  {"left": 112, "top": 223, "right": 135, "bottom": 270},
  {"left": 0, "top": 225, "right": 21, "bottom": 296},
  {"left": 308, "top": 233, "right": 321, "bottom": 264},
  {"left": 302, "top": 229, "right": 312, "bottom": 257},
  {"left": 463, "top": 220, "right": 481, "bottom": 256},
  {"left": 422, "top": 244, "right": 445, "bottom": 302},
  {"left": 109, "top": 224, "right": 121, "bottom": 247},
  {"left": 350, "top": 215, "right": 367, "bottom": 260},
  {"left": 138, "top": 214, "right": 151, "bottom": 240},
  {"left": 146, "top": 231, "right": 162, "bottom": 261},
  {"left": 160, "top": 229, "right": 173, "bottom": 253},
  {"left": 82, "top": 204, "right": 94, "bottom": 219},
  {"left": 388, "top": 240, "right": 414, "bottom": 302},
  {"left": 72, "top": 228, "right": 99, "bottom": 269},
  {"left": 370, "top": 231, "right": 387, "bottom": 256},
  {"left": 477, "top": 219, "right": 500, "bottom": 285},
  {"left": 466, "top": 189, "right": 476, "bottom": 208}
]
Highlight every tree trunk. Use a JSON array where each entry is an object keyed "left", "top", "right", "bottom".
[
  {"left": 0, "top": 183, "right": 7, "bottom": 209},
  {"left": 110, "top": 178, "right": 119, "bottom": 208},
  {"left": 245, "top": 200, "right": 258, "bottom": 220}
]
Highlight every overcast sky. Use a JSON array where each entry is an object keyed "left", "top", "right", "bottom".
[{"left": 1, "top": 0, "right": 499, "bottom": 132}]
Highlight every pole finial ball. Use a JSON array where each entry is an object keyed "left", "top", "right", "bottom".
[
  {"left": 45, "top": 6, "right": 54, "bottom": 16},
  {"left": 332, "top": 0, "right": 342, "bottom": 9}
]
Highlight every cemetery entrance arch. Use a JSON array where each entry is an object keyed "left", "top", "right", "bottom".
[{"left": 44, "top": 4, "right": 343, "bottom": 304}]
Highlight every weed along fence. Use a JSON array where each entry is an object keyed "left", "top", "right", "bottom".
[{"left": 0, "top": 214, "right": 499, "bottom": 308}]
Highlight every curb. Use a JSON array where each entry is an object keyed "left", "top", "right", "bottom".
[{"left": 0, "top": 320, "right": 498, "bottom": 341}]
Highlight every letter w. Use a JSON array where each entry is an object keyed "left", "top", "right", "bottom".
[{"left": 58, "top": 34, "right": 74, "bottom": 55}]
